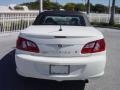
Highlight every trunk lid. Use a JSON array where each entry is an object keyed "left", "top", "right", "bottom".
[
  {"left": 21, "top": 25, "right": 103, "bottom": 38},
  {"left": 20, "top": 25, "right": 103, "bottom": 57}
]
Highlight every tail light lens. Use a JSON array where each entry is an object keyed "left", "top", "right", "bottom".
[
  {"left": 81, "top": 39, "right": 105, "bottom": 54},
  {"left": 16, "top": 37, "right": 39, "bottom": 53}
]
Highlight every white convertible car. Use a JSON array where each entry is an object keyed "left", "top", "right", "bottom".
[{"left": 15, "top": 11, "right": 106, "bottom": 81}]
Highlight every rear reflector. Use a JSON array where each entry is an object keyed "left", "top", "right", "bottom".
[
  {"left": 16, "top": 37, "right": 39, "bottom": 53},
  {"left": 81, "top": 39, "right": 105, "bottom": 54}
]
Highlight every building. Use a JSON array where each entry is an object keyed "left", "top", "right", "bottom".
[{"left": 0, "top": 6, "right": 11, "bottom": 11}]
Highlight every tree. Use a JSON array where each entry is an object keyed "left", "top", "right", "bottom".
[
  {"left": 86, "top": 0, "right": 90, "bottom": 14},
  {"left": 115, "top": 6, "right": 120, "bottom": 13},
  {"left": 39, "top": 0, "right": 61, "bottom": 10},
  {"left": 64, "top": 3, "right": 76, "bottom": 11},
  {"left": 21, "top": 0, "right": 61, "bottom": 10},
  {"left": 109, "top": 0, "right": 116, "bottom": 25},
  {"left": 93, "top": 4, "right": 108, "bottom": 13},
  {"left": 75, "top": 3, "right": 86, "bottom": 11}
]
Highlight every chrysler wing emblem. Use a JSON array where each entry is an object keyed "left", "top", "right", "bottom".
[{"left": 58, "top": 44, "right": 63, "bottom": 48}]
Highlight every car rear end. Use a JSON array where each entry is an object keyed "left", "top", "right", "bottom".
[{"left": 15, "top": 26, "right": 106, "bottom": 81}]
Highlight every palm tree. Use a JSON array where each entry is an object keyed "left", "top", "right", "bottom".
[
  {"left": 109, "top": 0, "right": 116, "bottom": 25},
  {"left": 86, "top": 0, "right": 90, "bottom": 14}
]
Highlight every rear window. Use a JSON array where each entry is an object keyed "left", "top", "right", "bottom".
[{"left": 33, "top": 15, "right": 86, "bottom": 26}]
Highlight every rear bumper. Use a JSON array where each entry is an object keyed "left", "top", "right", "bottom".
[{"left": 15, "top": 53, "right": 106, "bottom": 81}]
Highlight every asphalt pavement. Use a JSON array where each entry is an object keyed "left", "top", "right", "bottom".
[
  {"left": 0, "top": 28, "right": 120, "bottom": 90},
  {"left": 85, "top": 28, "right": 120, "bottom": 90}
]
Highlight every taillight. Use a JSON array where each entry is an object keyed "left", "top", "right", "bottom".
[
  {"left": 16, "top": 37, "right": 39, "bottom": 53},
  {"left": 81, "top": 39, "right": 105, "bottom": 54}
]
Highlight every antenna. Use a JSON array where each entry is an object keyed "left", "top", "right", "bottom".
[{"left": 59, "top": 25, "right": 62, "bottom": 31}]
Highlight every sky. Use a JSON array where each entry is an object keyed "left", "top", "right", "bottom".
[{"left": 0, "top": 0, "right": 120, "bottom": 6}]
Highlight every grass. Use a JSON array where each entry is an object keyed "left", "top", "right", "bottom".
[{"left": 91, "top": 22, "right": 120, "bottom": 30}]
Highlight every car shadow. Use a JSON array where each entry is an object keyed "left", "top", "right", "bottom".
[{"left": 0, "top": 50, "right": 86, "bottom": 90}]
